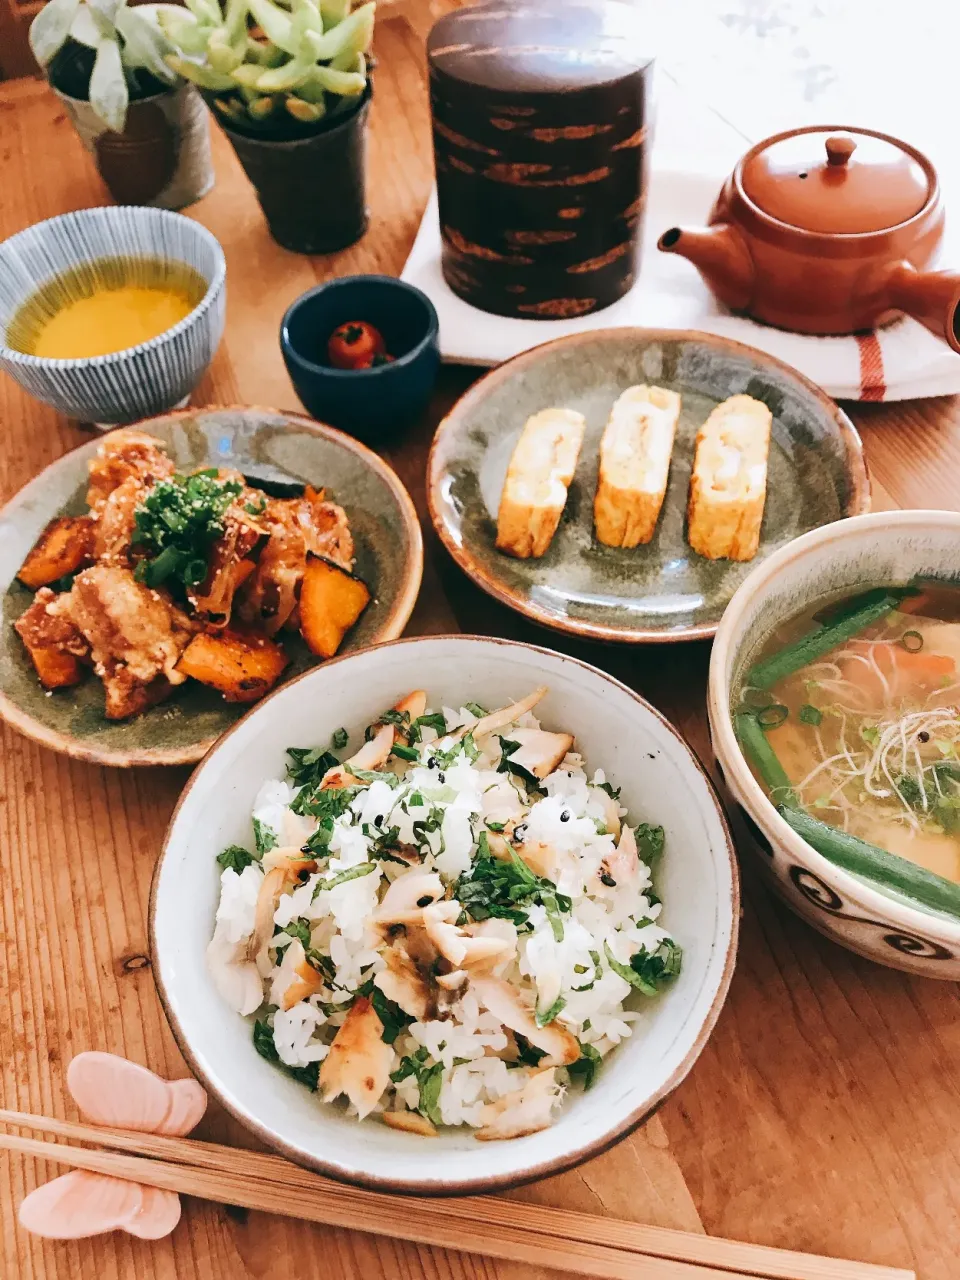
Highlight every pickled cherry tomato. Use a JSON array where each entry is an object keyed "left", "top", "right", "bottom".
[{"left": 328, "top": 321, "right": 387, "bottom": 370}]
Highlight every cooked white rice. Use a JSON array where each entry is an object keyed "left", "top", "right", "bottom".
[{"left": 207, "top": 689, "right": 680, "bottom": 1139}]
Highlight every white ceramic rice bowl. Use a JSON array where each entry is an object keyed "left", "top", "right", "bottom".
[{"left": 152, "top": 636, "right": 738, "bottom": 1194}]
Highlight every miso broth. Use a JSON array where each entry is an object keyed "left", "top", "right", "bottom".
[{"left": 739, "top": 583, "right": 960, "bottom": 886}]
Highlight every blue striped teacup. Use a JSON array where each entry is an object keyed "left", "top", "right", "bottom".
[{"left": 0, "top": 206, "right": 226, "bottom": 427}]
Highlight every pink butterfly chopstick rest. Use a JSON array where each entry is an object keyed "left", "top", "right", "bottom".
[{"left": 18, "top": 1052, "right": 207, "bottom": 1240}]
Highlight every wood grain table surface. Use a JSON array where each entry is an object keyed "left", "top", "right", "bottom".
[{"left": 1, "top": 2, "right": 959, "bottom": 1277}]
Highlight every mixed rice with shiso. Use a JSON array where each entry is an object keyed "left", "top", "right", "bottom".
[{"left": 207, "top": 686, "right": 681, "bottom": 1140}]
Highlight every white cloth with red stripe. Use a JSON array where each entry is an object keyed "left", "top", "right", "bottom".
[{"left": 401, "top": 169, "right": 960, "bottom": 402}]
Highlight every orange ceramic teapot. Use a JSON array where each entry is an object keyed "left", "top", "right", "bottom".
[{"left": 658, "top": 124, "right": 960, "bottom": 351}]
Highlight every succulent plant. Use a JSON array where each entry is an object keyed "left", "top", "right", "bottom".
[
  {"left": 30, "top": 0, "right": 181, "bottom": 133},
  {"left": 161, "top": 0, "right": 375, "bottom": 133}
]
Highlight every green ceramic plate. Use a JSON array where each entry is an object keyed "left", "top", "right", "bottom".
[
  {"left": 0, "top": 406, "right": 423, "bottom": 766},
  {"left": 428, "top": 328, "right": 870, "bottom": 644}
]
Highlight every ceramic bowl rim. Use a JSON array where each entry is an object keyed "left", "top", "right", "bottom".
[
  {"left": 280, "top": 275, "right": 440, "bottom": 381},
  {"left": 151, "top": 632, "right": 741, "bottom": 1194},
  {"left": 0, "top": 207, "right": 226, "bottom": 370},
  {"left": 709, "top": 508, "right": 960, "bottom": 943},
  {"left": 427, "top": 325, "right": 871, "bottom": 645},
  {"left": 0, "top": 404, "right": 424, "bottom": 768}
]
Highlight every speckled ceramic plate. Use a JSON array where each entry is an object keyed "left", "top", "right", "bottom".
[
  {"left": 0, "top": 406, "right": 423, "bottom": 766},
  {"left": 428, "top": 328, "right": 870, "bottom": 644}
]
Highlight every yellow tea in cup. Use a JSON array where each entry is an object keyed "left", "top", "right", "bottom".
[{"left": 9, "top": 257, "right": 208, "bottom": 359}]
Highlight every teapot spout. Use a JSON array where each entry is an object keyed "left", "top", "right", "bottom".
[
  {"left": 884, "top": 262, "right": 960, "bottom": 353},
  {"left": 658, "top": 223, "right": 754, "bottom": 311}
]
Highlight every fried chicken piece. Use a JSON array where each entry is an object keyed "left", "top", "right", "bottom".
[
  {"left": 57, "top": 565, "right": 195, "bottom": 719},
  {"left": 189, "top": 499, "right": 265, "bottom": 627},
  {"left": 294, "top": 487, "right": 354, "bottom": 570},
  {"left": 238, "top": 512, "right": 304, "bottom": 636},
  {"left": 100, "top": 669, "right": 176, "bottom": 720},
  {"left": 16, "top": 588, "right": 89, "bottom": 656},
  {"left": 93, "top": 474, "right": 147, "bottom": 565},
  {"left": 86, "top": 430, "right": 174, "bottom": 512},
  {"left": 238, "top": 487, "right": 353, "bottom": 636},
  {"left": 14, "top": 588, "right": 90, "bottom": 689}
]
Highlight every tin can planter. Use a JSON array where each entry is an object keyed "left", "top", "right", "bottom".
[
  {"left": 213, "top": 88, "right": 371, "bottom": 255},
  {"left": 53, "top": 81, "right": 215, "bottom": 211}
]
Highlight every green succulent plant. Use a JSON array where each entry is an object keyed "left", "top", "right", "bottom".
[
  {"left": 160, "top": 0, "right": 375, "bottom": 132},
  {"left": 30, "top": 0, "right": 181, "bottom": 133}
]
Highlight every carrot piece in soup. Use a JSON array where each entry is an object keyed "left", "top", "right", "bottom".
[{"left": 840, "top": 640, "right": 955, "bottom": 701}]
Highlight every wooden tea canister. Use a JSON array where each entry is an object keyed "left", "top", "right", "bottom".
[{"left": 427, "top": 0, "right": 652, "bottom": 320}]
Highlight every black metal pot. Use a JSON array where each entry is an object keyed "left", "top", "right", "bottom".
[{"left": 214, "top": 87, "right": 372, "bottom": 255}]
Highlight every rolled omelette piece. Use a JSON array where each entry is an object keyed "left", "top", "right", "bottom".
[
  {"left": 496, "top": 407, "right": 586, "bottom": 559},
  {"left": 686, "top": 393, "right": 772, "bottom": 561},
  {"left": 593, "top": 385, "right": 682, "bottom": 548}
]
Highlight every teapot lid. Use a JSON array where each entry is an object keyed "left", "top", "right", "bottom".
[{"left": 740, "top": 127, "right": 933, "bottom": 233}]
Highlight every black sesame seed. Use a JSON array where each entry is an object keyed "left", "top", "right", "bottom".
[
  {"left": 600, "top": 872, "right": 616, "bottom": 887},
  {"left": 374, "top": 813, "right": 383, "bottom": 827},
  {"left": 428, "top": 756, "right": 438, "bottom": 769},
  {"left": 560, "top": 811, "right": 570, "bottom": 823},
  {"left": 416, "top": 895, "right": 433, "bottom": 908},
  {"left": 918, "top": 731, "right": 931, "bottom": 743},
  {"left": 438, "top": 772, "right": 446, "bottom": 783}
]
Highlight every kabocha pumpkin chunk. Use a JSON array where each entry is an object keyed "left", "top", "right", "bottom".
[
  {"left": 177, "top": 630, "right": 289, "bottom": 703},
  {"left": 14, "top": 588, "right": 88, "bottom": 690},
  {"left": 17, "top": 516, "right": 95, "bottom": 590},
  {"left": 30, "top": 646, "right": 84, "bottom": 690},
  {"left": 299, "top": 555, "right": 371, "bottom": 659},
  {"left": 14, "top": 610, "right": 85, "bottom": 690}
]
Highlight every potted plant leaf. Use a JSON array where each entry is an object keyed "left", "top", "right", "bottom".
[
  {"left": 30, "top": 0, "right": 215, "bottom": 210},
  {"left": 162, "top": 0, "right": 375, "bottom": 253}
]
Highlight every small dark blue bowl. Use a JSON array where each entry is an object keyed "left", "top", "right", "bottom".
[{"left": 280, "top": 275, "right": 441, "bottom": 443}]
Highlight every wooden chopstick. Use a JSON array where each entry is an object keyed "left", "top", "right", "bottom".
[
  {"left": 0, "top": 1111, "right": 914, "bottom": 1280},
  {"left": 0, "top": 1129, "right": 733, "bottom": 1280}
]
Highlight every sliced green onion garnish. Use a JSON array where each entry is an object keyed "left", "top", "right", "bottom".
[
  {"left": 757, "top": 704, "right": 789, "bottom": 729},
  {"left": 183, "top": 557, "right": 208, "bottom": 585},
  {"left": 141, "top": 544, "right": 181, "bottom": 584},
  {"left": 741, "top": 686, "right": 774, "bottom": 709}
]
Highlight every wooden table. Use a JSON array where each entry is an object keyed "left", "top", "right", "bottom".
[{"left": 2, "top": 3, "right": 960, "bottom": 1277}]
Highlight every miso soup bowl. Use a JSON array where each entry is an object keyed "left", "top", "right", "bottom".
[
  {"left": 708, "top": 510, "right": 960, "bottom": 979},
  {"left": 0, "top": 206, "right": 226, "bottom": 427},
  {"left": 153, "top": 635, "right": 738, "bottom": 1194}
]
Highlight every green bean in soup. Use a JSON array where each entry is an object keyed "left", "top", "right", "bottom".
[{"left": 738, "top": 583, "right": 960, "bottom": 896}]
